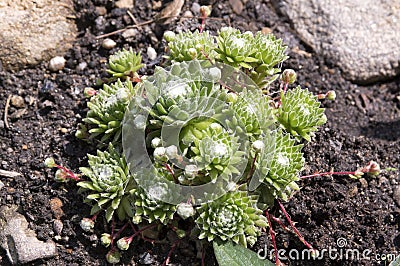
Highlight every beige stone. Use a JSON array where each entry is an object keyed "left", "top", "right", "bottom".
[{"left": 0, "top": 0, "right": 77, "bottom": 71}]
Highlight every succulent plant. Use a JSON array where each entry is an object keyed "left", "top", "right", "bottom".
[
  {"left": 164, "top": 30, "right": 217, "bottom": 62},
  {"left": 107, "top": 48, "right": 144, "bottom": 79},
  {"left": 76, "top": 79, "right": 136, "bottom": 147},
  {"left": 77, "top": 144, "right": 136, "bottom": 222},
  {"left": 255, "top": 129, "right": 304, "bottom": 208},
  {"left": 277, "top": 86, "right": 327, "bottom": 141},
  {"left": 132, "top": 186, "right": 176, "bottom": 224},
  {"left": 249, "top": 32, "right": 288, "bottom": 88},
  {"left": 65, "top": 26, "right": 337, "bottom": 264},
  {"left": 196, "top": 184, "right": 268, "bottom": 247},
  {"left": 227, "top": 88, "right": 275, "bottom": 139},
  {"left": 215, "top": 27, "right": 258, "bottom": 69}
]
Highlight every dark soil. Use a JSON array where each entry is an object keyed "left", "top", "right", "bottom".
[{"left": 0, "top": 0, "right": 399, "bottom": 265}]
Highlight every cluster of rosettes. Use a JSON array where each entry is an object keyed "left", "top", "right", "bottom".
[
  {"left": 70, "top": 27, "right": 329, "bottom": 259},
  {"left": 164, "top": 27, "right": 288, "bottom": 89}
]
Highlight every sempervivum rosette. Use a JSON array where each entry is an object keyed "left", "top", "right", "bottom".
[
  {"left": 255, "top": 129, "right": 304, "bottom": 209},
  {"left": 76, "top": 79, "right": 136, "bottom": 147},
  {"left": 107, "top": 48, "right": 144, "bottom": 79},
  {"left": 195, "top": 184, "right": 268, "bottom": 247},
  {"left": 123, "top": 61, "right": 250, "bottom": 205},
  {"left": 77, "top": 144, "right": 135, "bottom": 222},
  {"left": 277, "top": 86, "right": 327, "bottom": 141},
  {"left": 131, "top": 185, "right": 177, "bottom": 224},
  {"left": 250, "top": 32, "right": 288, "bottom": 88},
  {"left": 163, "top": 30, "right": 217, "bottom": 62},
  {"left": 215, "top": 27, "right": 258, "bottom": 69}
]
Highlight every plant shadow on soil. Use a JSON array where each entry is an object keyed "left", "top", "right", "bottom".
[{"left": 0, "top": 0, "right": 399, "bottom": 265}]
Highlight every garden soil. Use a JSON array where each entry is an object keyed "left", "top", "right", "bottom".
[{"left": 0, "top": 0, "right": 399, "bottom": 265}]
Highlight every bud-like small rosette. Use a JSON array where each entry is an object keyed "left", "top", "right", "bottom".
[
  {"left": 277, "top": 86, "right": 327, "bottom": 141},
  {"left": 107, "top": 48, "right": 144, "bottom": 79}
]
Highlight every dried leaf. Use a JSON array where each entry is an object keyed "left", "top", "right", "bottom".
[{"left": 157, "top": 0, "right": 184, "bottom": 24}]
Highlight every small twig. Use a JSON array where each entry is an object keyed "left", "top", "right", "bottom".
[
  {"left": 96, "top": 16, "right": 227, "bottom": 39},
  {"left": 300, "top": 171, "right": 358, "bottom": 179},
  {"left": 4, "top": 94, "right": 11, "bottom": 128},
  {"left": 0, "top": 169, "right": 22, "bottom": 178},
  {"left": 127, "top": 10, "right": 139, "bottom": 25}
]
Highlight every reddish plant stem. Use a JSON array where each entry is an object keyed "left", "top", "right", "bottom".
[
  {"left": 300, "top": 171, "right": 358, "bottom": 179},
  {"left": 277, "top": 200, "right": 315, "bottom": 253},
  {"left": 282, "top": 82, "right": 289, "bottom": 94},
  {"left": 246, "top": 153, "right": 258, "bottom": 183},
  {"left": 164, "top": 163, "right": 179, "bottom": 184},
  {"left": 112, "top": 222, "right": 130, "bottom": 241},
  {"left": 55, "top": 165, "right": 81, "bottom": 181},
  {"left": 131, "top": 223, "right": 158, "bottom": 243},
  {"left": 265, "top": 210, "right": 281, "bottom": 266},
  {"left": 162, "top": 238, "right": 182, "bottom": 266},
  {"left": 110, "top": 217, "right": 116, "bottom": 246},
  {"left": 201, "top": 246, "right": 206, "bottom": 266},
  {"left": 271, "top": 215, "right": 290, "bottom": 232},
  {"left": 199, "top": 17, "right": 206, "bottom": 33}
]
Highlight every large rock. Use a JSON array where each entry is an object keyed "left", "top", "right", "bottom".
[
  {"left": 0, "top": 205, "right": 57, "bottom": 264},
  {"left": 0, "top": 0, "right": 77, "bottom": 71},
  {"left": 273, "top": 0, "right": 400, "bottom": 84}
]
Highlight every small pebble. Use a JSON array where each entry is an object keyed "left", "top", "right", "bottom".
[
  {"left": 139, "top": 252, "right": 154, "bottom": 265},
  {"left": 122, "top": 28, "right": 138, "bottom": 39},
  {"left": 11, "top": 95, "right": 25, "bottom": 108},
  {"left": 147, "top": 47, "right": 157, "bottom": 60},
  {"left": 22, "top": 144, "right": 28, "bottom": 150},
  {"left": 49, "top": 197, "right": 64, "bottom": 219},
  {"left": 76, "top": 62, "right": 87, "bottom": 71},
  {"left": 153, "top": 0, "right": 162, "bottom": 9},
  {"left": 191, "top": 2, "right": 201, "bottom": 14},
  {"left": 48, "top": 56, "right": 66, "bottom": 72},
  {"left": 182, "top": 10, "right": 193, "bottom": 19},
  {"left": 53, "top": 219, "right": 63, "bottom": 235},
  {"left": 60, "top": 128, "right": 68, "bottom": 134},
  {"left": 0, "top": 180, "right": 4, "bottom": 190},
  {"left": 393, "top": 185, "right": 400, "bottom": 207},
  {"left": 359, "top": 178, "right": 368, "bottom": 188},
  {"left": 95, "top": 6, "right": 107, "bottom": 16},
  {"left": 102, "top": 38, "right": 116, "bottom": 50},
  {"left": 115, "top": 0, "right": 133, "bottom": 8}
]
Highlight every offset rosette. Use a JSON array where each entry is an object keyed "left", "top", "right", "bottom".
[
  {"left": 77, "top": 79, "right": 136, "bottom": 147},
  {"left": 277, "top": 86, "right": 327, "bottom": 141},
  {"left": 163, "top": 30, "right": 217, "bottom": 62},
  {"left": 195, "top": 184, "right": 268, "bottom": 247},
  {"left": 77, "top": 144, "right": 136, "bottom": 222},
  {"left": 107, "top": 48, "right": 144, "bottom": 79},
  {"left": 122, "top": 61, "right": 277, "bottom": 205}
]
